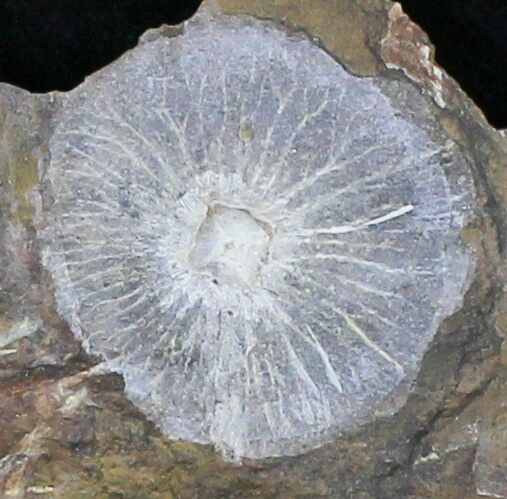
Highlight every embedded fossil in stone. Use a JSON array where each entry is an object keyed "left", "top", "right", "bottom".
[{"left": 40, "top": 16, "right": 476, "bottom": 460}]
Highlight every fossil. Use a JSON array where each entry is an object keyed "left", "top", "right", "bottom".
[{"left": 40, "top": 15, "right": 476, "bottom": 460}]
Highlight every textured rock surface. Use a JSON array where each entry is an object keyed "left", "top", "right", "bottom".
[
  {"left": 41, "top": 15, "right": 474, "bottom": 461},
  {"left": 0, "top": 0, "right": 506, "bottom": 497}
]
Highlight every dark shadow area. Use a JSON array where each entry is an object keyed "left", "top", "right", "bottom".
[
  {"left": 400, "top": 0, "right": 507, "bottom": 128},
  {"left": 0, "top": 1, "right": 505, "bottom": 128},
  {"left": 0, "top": 0, "right": 203, "bottom": 94}
]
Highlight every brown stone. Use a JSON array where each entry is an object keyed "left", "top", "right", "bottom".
[{"left": 0, "top": 1, "right": 506, "bottom": 497}]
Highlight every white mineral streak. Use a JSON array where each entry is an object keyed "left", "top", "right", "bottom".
[
  {"left": 0, "top": 318, "right": 41, "bottom": 349},
  {"left": 41, "top": 17, "right": 475, "bottom": 460}
]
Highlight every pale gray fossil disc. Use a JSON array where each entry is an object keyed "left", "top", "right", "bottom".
[{"left": 41, "top": 16, "right": 476, "bottom": 460}]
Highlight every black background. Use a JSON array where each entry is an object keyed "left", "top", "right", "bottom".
[{"left": 0, "top": 0, "right": 506, "bottom": 128}]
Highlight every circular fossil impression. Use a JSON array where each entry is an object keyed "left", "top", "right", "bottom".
[{"left": 41, "top": 16, "right": 475, "bottom": 460}]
